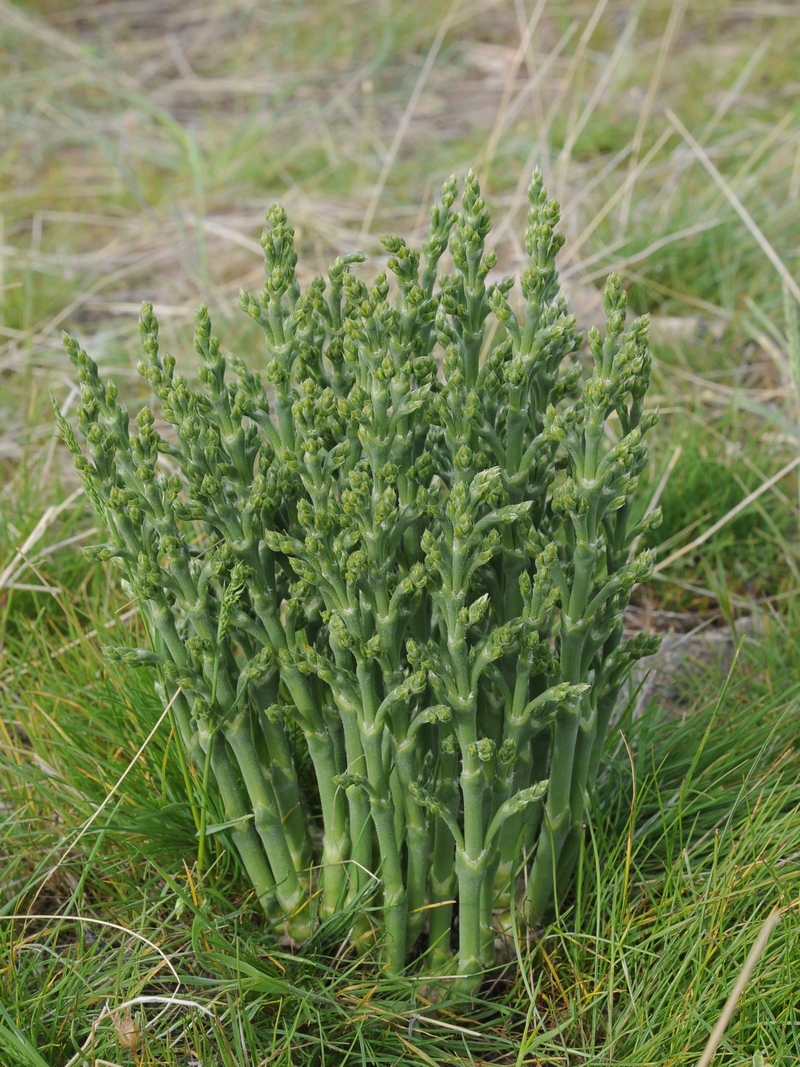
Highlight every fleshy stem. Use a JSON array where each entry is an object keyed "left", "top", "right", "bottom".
[{"left": 55, "top": 169, "right": 660, "bottom": 993}]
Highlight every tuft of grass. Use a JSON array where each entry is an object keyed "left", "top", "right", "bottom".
[
  {"left": 3, "top": 559, "right": 800, "bottom": 1064},
  {"left": 637, "top": 399, "right": 799, "bottom": 613}
]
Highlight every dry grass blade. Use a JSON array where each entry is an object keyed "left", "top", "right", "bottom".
[
  {"left": 552, "top": 8, "right": 638, "bottom": 183},
  {"left": 694, "top": 908, "right": 783, "bottom": 1067},
  {"left": 28, "top": 687, "right": 182, "bottom": 897},
  {"left": 60, "top": 994, "right": 215, "bottom": 1067},
  {"left": 654, "top": 455, "right": 800, "bottom": 574},
  {"left": 566, "top": 215, "right": 726, "bottom": 285},
  {"left": 0, "top": 915, "right": 182, "bottom": 995},
  {"left": 666, "top": 108, "right": 800, "bottom": 306},
  {"left": 476, "top": 0, "right": 547, "bottom": 185},
  {"left": 359, "top": 0, "right": 464, "bottom": 238},
  {"left": 0, "top": 0, "right": 138, "bottom": 90},
  {"left": 629, "top": 444, "right": 682, "bottom": 557},
  {"left": 618, "top": 0, "right": 688, "bottom": 230},
  {"left": 0, "top": 487, "right": 84, "bottom": 591},
  {"left": 561, "top": 127, "right": 675, "bottom": 268}
]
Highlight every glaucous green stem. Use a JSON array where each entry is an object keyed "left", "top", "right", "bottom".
[
  {"left": 223, "top": 708, "right": 312, "bottom": 941},
  {"left": 254, "top": 702, "right": 313, "bottom": 876},
  {"left": 428, "top": 742, "right": 459, "bottom": 967},
  {"left": 355, "top": 662, "right": 408, "bottom": 973},
  {"left": 205, "top": 727, "right": 278, "bottom": 916}
]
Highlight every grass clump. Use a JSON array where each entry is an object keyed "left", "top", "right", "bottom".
[{"left": 2, "top": 579, "right": 799, "bottom": 1064}]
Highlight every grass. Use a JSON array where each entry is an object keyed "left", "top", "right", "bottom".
[
  {"left": 3, "top": 584, "right": 799, "bottom": 1064},
  {"left": 2, "top": 0, "right": 800, "bottom": 1063}
]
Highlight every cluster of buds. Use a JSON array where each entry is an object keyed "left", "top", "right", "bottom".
[{"left": 56, "top": 169, "right": 660, "bottom": 997}]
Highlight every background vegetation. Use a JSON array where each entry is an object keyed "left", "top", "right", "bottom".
[{"left": 2, "top": 1, "right": 799, "bottom": 1063}]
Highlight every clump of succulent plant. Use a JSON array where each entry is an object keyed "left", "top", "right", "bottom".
[{"left": 55, "top": 169, "right": 660, "bottom": 996}]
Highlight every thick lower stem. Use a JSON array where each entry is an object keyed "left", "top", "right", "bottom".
[
  {"left": 206, "top": 730, "right": 278, "bottom": 917},
  {"left": 360, "top": 724, "right": 407, "bottom": 973},
  {"left": 255, "top": 702, "right": 313, "bottom": 876},
  {"left": 456, "top": 744, "right": 491, "bottom": 982},
  {"left": 224, "top": 711, "right": 312, "bottom": 941},
  {"left": 305, "top": 729, "right": 350, "bottom": 918},
  {"left": 392, "top": 734, "right": 429, "bottom": 950},
  {"left": 428, "top": 744, "right": 459, "bottom": 967},
  {"left": 454, "top": 849, "right": 488, "bottom": 997}
]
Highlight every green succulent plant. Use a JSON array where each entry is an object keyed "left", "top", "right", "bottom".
[{"left": 54, "top": 169, "right": 660, "bottom": 997}]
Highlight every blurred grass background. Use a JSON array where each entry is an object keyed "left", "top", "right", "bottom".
[{"left": 4, "top": 0, "right": 800, "bottom": 609}]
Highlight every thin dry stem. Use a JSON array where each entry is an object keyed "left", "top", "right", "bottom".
[{"left": 694, "top": 908, "right": 783, "bottom": 1067}]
